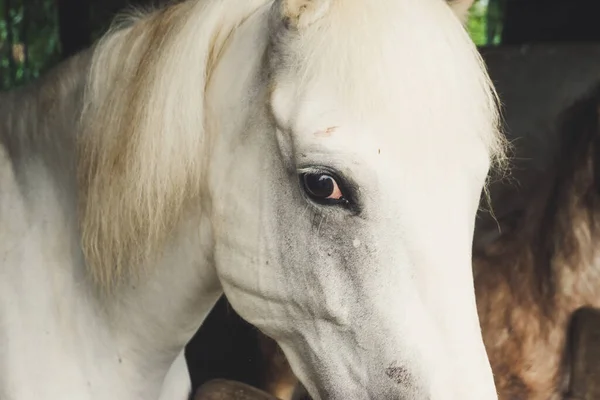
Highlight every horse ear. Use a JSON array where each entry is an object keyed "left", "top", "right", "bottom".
[
  {"left": 447, "top": 0, "right": 475, "bottom": 24},
  {"left": 276, "top": 0, "right": 332, "bottom": 30}
]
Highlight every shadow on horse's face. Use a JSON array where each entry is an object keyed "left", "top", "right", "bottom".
[{"left": 204, "top": 0, "right": 505, "bottom": 399}]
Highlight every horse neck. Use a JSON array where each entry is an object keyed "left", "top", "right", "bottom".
[{"left": 0, "top": 51, "right": 222, "bottom": 399}]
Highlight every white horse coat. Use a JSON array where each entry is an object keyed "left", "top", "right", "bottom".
[{"left": 0, "top": 0, "right": 506, "bottom": 399}]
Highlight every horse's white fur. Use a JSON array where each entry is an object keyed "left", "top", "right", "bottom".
[{"left": 0, "top": 0, "right": 505, "bottom": 399}]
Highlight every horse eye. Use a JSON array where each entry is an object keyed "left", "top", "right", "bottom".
[{"left": 301, "top": 172, "right": 346, "bottom": 205}]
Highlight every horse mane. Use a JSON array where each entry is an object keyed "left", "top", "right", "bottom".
[{"left": 77, "top": 0, "right": 269, "bottom": 290}]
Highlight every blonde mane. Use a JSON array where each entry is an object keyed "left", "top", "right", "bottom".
[{"left": 77, "top": 0, "right": 269, "bottom": 290}]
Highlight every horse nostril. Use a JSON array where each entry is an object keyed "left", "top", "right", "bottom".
[
  {"left": 385, "top": 361, "right": 414, "bottom": 386},
  {"left": 384, "top": 361, "right": 427, "bottom": 398}
]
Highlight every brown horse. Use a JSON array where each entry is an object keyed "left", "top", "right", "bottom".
[{"left": 186, "top": 44, "right": 600, "bottom": 400}]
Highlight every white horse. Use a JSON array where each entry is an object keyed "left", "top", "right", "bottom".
[{"left": 0, "top": 0, "right": 507, "bottom": 399}]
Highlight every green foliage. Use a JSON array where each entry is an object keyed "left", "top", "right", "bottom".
[
  {"left": 467, "top": 0, "right": 504, "bottom": 46},
  {"left": 0, "top": 0, "right": 60, "bottom": 90},
  {"left": 467, "top": 0, "right": 488, "bottom": 46}
]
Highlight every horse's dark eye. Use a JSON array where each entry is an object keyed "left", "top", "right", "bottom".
[{"left": 301, "top": 172, "right": 345, "bottom": 204}]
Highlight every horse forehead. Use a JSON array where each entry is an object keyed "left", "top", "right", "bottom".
[
  {"left": 266, "top": 0, "right": 496, "bottom": 151},
  {"left": 269, "top": 80, "right": 441, "bottom": 151}
]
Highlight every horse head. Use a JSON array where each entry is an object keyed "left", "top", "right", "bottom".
[
  {"left": 77, "top": 0, "right": 505, "bottom": 398},
  {"left": 207, "top": 0, "right": 505, "bottom": 398}
]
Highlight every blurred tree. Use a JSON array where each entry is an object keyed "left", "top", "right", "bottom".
[
  {"left": 0, "top": 0, "right": 175, "bottom": 89},
  {"left": 1, "top": 0, "right": 60, "bottom": 89},
  {"left": 467, "top": 0, "right": 503, "bottom": 46},
  {"left": 467, "top": 0, "right": 488, "bottom": 45}
]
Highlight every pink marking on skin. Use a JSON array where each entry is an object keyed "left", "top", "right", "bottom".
[{"left": 314, "top": 126, "right": 339, "bottom": 137}]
